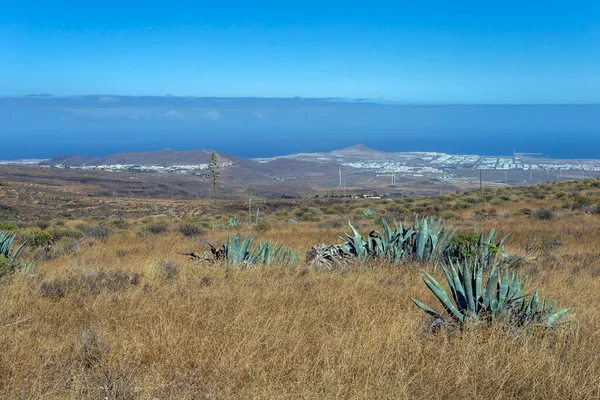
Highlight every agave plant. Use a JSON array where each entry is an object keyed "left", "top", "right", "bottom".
[
  {"left": 340, "top": 217, "right": 456, "bottom": 263},
  {"left": 205, "top": 231, "right": 299, "bottom": 267},
  {"left": 0, "top": 230, "right": 26, "bottom": 259},
  {"left": 227, "top": 217, "right": 241, "bottom": 228},
  {"left": 412, "top": 259, "right": 570, "bottom": 328},
  {"left": 0, "top": 230, "right": 35, "bottom": 275},
  {"left": 362, "top": 209, "right": 376, "bottom": 218},
  {"left": 305, "top": 244, "right": 356, "bottom": 271}
]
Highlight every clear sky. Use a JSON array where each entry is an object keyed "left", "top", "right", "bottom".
[{"left": 2, "top": 0, "right": 600, "bottom": 103}]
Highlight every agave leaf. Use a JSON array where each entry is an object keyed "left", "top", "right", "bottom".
[
  {"left": 411, "top": 298, "right": 441, "bottom": 318},
  {"left": 422, "top": 270, "right": 464, "bottom": 322},
  {"left": 529, "top": 288, "right": 539, "bottom": 314},
  {"left": 475, "top": 265, "right": 483, "bottom": 309},
  {"left": 415, "top": 217, "right": 428, "bottom": 260},
  {"left": 462, "top": 260, "right": 476, "bottom": 317},
  {"left": 546, "top": 298, "right": 557, "bottom": 314},
  {"left": 497, "top": 268, "right": 510, "bottom": 309},
  {"left": 448, "top": 262, "right": 467, "bottom": 311},
  {"left": 483, "top": 266, "right": 498, "bottom": 309},
  {"left": 545, "top": 308, "right": 571, "bottom": 326}
]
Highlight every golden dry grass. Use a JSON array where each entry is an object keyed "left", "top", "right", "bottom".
[{"left": 2, "top": 182, "right": 600, "bottom": 398}]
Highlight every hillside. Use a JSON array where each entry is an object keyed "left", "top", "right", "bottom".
[
  {"left": 43, "top": 149, "right": 236, "bottom": 167},
  {"left": 0, "top": 178, "right": 599, "bottom": 398}
]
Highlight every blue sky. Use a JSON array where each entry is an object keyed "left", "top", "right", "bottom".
[{"left": 2, "top": 1, "right": 600, "bottom": 103}]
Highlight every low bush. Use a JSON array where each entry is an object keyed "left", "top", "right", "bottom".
[
  {"left": 26, "top": 229, "right": 54, "bottom": 248},
  {"left": 0, "top": 222, "right": 18, "bottom": 231},
  {"left": 146, "top": 222, "right": 170, "bottom": 235},
  {"left": 178, "top": 223, "right": 204, "bottom": 237},
  {"left": 254, "top": 221, "right": 272, "bottom": 233},
  {"left": 535, "top": 208, "right": 555, "bottom": 220}
]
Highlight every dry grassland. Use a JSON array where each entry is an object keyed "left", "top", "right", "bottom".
[{"left": 1, "top": 181, "right": 600, "bottom": 399}]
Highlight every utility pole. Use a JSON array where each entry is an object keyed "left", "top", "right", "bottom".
[
  {"left": 504, "top": 170, "right": 507, "bottom": 183},
  {"left": 530, "top": 170, "right": 532, "bottom": 181},
  {"left": 339, "top": 167, "right": 342, "bottom": 187}
]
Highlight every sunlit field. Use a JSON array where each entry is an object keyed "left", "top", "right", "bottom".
[{"left": 2, "top": 180, "right": 600, "bottom": 399}]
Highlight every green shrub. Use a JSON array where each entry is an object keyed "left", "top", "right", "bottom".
[
  {"left": 574, "top": 196, "right": 592, "bottom": 209},
  {"left": 299, "top": 213, "right": 321, "bottom": 222},
  {"left": 48, "top": 228, "right": 81, "bottom": 241},
  {"left": 0, "top": 222, "right": 18, "bottom": 231},
  {"left": 26, "top": 229, "right": 54, "bottom": 247},
  {"left": 446, "top": 230, "right": 507, "bottom": 268},
  {"left": 254, "top": 221, "right": 272, "bottom": 233},
  {"left": 322, "top": 206, "right": 342, "bottom": 215},
  {"left": 452, "top": 201, "right": 470, "bottom": 210}
]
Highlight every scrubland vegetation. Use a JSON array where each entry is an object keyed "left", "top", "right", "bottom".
[{"left": 1, "top": 179, "right": 600, "bottom": 398}]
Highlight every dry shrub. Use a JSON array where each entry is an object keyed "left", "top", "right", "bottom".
[
  {"left": 178, "top": 223, "right": 204, "bottom": 237},
  {"left": 40, "top": 269, "right": 141, "bottom": 298},
  {"left": 76, "top": 326, "right": 107, "bottom": 369}
]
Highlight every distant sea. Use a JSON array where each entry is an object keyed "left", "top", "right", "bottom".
[
  {"left": 2, "top": 99, "right": 599, "bottom": 160},
  {"left": 6, "top": 131, "right": 598, "bottom": 161}
]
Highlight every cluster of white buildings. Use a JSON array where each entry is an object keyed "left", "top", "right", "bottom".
[
  {"left": 428, "top": 154, "right": 600, "bottom": 172},
  {"left": 51, "top": 161, "right": 232, "bottom": 174},
  {"left": 344, "top": 161, "right": 445, "bottom": 177}
]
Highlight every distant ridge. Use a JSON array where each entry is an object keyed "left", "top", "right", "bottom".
[
  {"left": 43, "top": 149, "right": 237, "bottom": 167},
  {"left": 332, "top": 144, "right": 382, "bottom": 153},
  {"left": 43, "top": 144, "right": 386, "bottom": 167}
]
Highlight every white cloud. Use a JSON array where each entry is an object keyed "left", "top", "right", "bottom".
[
  {"left": 98, "top": 96, "right": 120, "bottom": 104},
  {"left": 62, "top": 107, "right": 149, "bottom": 120},
  {"left": 251, "top": 109, "right": 269, "bottom": 119},
  {"left": 164, "top": 110, "right": 187, "bottom": 120},
  {"left": 204, "top": 110, "right": 220, "bottom": 121}
]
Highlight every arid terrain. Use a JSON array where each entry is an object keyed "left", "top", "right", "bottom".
[
  {"left": 1, "top": 176, "right": 600, "bottom": 399},
  {"left": 8, "top": 145, "right": 599, "bottom": 204}
]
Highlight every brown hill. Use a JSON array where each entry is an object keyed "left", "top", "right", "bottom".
[{"left": 44, "top": 149, "right": 235, "bottom": 167}]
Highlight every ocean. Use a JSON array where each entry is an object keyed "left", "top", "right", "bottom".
[{"left": 2, "top": 99, "right": 599, "bottom": 160}]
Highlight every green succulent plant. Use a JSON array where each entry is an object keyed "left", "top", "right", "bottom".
[
  {"left": 0, "top": 230, "right": 35, "bottom": 276},
  {"left": 362, "top": 209, "right": 376, "bottom": 218},
  {"left": 208, "top": 231, "right": 299, "bottom": 267},
  {"left": 340, "top": 217, "right": 456, "bottom": 263},
  {"left": 412, "top": 259, "right": 570, "bottom": 328},
  {"left": 227, "top": 217, "right": 241, "bottom": 228}
]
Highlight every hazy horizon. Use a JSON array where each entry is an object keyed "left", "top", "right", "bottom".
[{"left": 2, "top": 96, "right": 599, "bottom": 160}]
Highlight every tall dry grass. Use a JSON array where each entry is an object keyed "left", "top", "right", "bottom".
[{"left": 2, "top": 189, "right": 600, "bottom": 398}]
